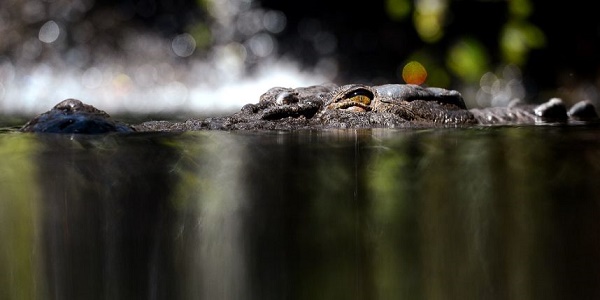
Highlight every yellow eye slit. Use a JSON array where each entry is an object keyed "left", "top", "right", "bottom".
[
  {"left": 347, "top": 95, "right": 371, "bottom": 105},
  {"left": 327, "top": 87, "right": 374, "bottom": 111}
]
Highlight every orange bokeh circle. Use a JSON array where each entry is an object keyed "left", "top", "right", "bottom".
[{"left": 402, "top": 61, "right": 427, "bottom": 85}]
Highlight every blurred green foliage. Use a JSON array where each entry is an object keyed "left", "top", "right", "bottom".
[
  {"left": 386, "top": 0, "right": 412, "bottom": 21},
  {"left": 398, "top": 0, "right": 544, "bottom": 86},
  {"left": 500, "top": 20, "right": 546, "bottom": 66},
  {"left": 447, "top": 37, "right": 491, "bottom": 83}
]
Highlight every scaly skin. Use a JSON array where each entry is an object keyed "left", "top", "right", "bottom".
[
  {"left": 19, "top": 84, "right": 599, "bottom": 133},
  {"left": 321, "top": 84, "right": 477, "bottom": 125}
]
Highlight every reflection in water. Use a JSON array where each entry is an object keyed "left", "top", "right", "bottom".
[
  {"left": 1, "top": 127, "right": 600, "bottom": 299},
  {"left": 35, "top": 133, "right": 181, "bottom": 299}
]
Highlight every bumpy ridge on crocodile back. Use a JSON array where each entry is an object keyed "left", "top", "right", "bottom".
[{"left": 19, "top": 84, "right": 600, "bottom": 133}]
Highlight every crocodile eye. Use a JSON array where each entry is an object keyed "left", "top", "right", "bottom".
[{"left": 344, "top": 89, "right": 373, "bottom": 105}]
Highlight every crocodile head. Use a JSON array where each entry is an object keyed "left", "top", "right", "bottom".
[
  {"left": 243, "top": 84, "right": 336, "bottom": 120},
  {"left": 323, "top": 84, "right": 476, "bottom": 125}
]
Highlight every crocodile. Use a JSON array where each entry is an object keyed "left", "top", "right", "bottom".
[{"left": 19, "top": 84, "right": 599, "bottom": 134}]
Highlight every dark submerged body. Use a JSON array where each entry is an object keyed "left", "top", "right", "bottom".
[{"left": 20, "top": 84, "right": 599, "bottom": 134}]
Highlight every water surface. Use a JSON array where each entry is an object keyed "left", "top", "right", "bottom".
[{"left": 1, "top": 125, "right": 599, "bottom": 299}]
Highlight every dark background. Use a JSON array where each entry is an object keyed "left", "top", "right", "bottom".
[
  {"left": 114, "top": 0, "right": 600, "bottom": 101},
  {"left": 110, "top": 0, "right": 600, "bottom": 92},
  {"left": 2, "top": 0, "right": 599, "bottom": 105}
]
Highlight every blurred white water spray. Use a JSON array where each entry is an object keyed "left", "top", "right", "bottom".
[{"left": 0, "top": 0, "right": 332, "bottom": 115}]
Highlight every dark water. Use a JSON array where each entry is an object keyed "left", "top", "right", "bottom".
[{"left": 1, "top": 126, "right": 600, "bottom": 299}]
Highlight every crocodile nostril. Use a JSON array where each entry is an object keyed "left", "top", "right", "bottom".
[{"left": 241, "top": 103, "right": 259, "bottom": 114}]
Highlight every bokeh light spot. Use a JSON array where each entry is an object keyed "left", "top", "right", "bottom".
[
  {"left": 263, "top": 10, "right": 287, "bottom": 33},
  {"left": 447, "top": 38, "right": 490, "bottom": 82},
  {"left": 38, "top": 21, "right": 60, "bottom": 43},
  {"left": 402, "top": 61, "right": 428, "bottom": 85},
  {"left": 385, "top": 0, "right": 411, "bottom": 21},
  {"left": 247, "top": 33, "right": 274, "bottom": 58},
  {"left": 413, "top": 0, "right": 446, "bottom": 43},
  {"left": 172, "top": 33, "right": 196, "bottom": 57},
  {"left": 500, "top": 21, "right": 545, "bottom": 66}
]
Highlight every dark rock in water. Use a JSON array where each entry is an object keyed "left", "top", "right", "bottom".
[
  {"left": 19, "top": 84, "right": 600, "bottom": 134},
  {"left": 20, "top": 99, "right": 134, "bottom": 134}
]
